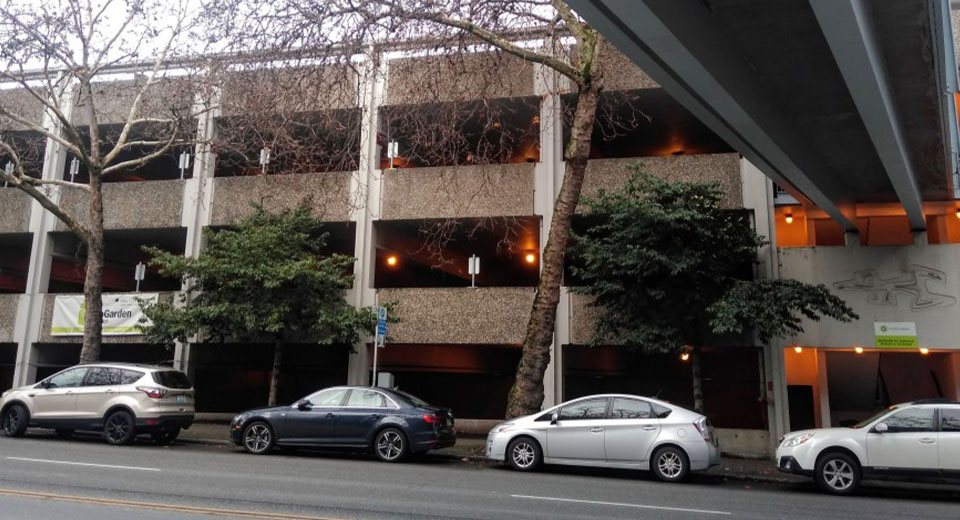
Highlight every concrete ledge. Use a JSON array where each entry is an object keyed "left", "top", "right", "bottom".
[
  {"left": 378, "top": 287, "right": 534, "bottom": 344},
  {"left": 57, "top": 180, "right": 185, "bottom": 231},
  {"left": 716, "top": 428, "right": 770, "bottom": 459},
  {"left": 0, "top": 294, "right": 21, "bottom": 342},
  {"left": 381, "top": 164, "right": 535, "bottom": 220},
  {"left": 0, "top": 191, "right": 32, "bottom": 233},
  {"left": 209, "top": 172, "right": 353, "bottom": 226}
]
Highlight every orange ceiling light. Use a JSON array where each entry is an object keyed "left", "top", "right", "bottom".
[
  {"left": 785, "top": 212, "right": 794, "bottom": 224},
  {"left": 854, "top": 346, "right": 864, "bottom": 354},
  {"left": 919, "top": 347, "right": 930, "bottom": 355},
  {"left": 385, "top": 255, "right": 398, "bottom": 267},
  {"left": 524, "top": 252, "right": 537, "bottom": 265},
  {"left": 793, "top": 346, "right": 803, "bottom": 353}
]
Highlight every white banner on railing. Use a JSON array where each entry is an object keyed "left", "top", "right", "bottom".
[{"left": 51, "top": 293, "right": 158, "bottom": 336}]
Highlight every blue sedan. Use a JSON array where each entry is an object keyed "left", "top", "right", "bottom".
[{"left": 229, "top": 386, "right": 456, "bottom": 462}]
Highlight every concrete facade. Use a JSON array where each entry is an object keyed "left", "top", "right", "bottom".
[{"left": 1, "top": 45, "right": 768, "bottom": 453}]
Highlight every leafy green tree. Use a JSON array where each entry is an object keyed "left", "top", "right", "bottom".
[
  {"left": 571, "top": 168, "right": 857, "bottom": 412},
  {"left": 141, "top": 202, "right": 377, "bottom": 406}
]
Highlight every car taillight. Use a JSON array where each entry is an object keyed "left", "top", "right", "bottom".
[
  {"left": 422, "top": 414, "right": 441, "bottom": 425},
  {"left": 693, "top": 418, "right": 712, "bottom": 441},
  {"left": 136, "top": 386, "right": 167, "bottom": 399}
]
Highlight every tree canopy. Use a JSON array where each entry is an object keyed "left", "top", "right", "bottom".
[
  {"left": 571, "top": 167, "right": 858, "bottom": 352},
  {"left": 141, "top": 201, "right": 376, "bottom": 349}
]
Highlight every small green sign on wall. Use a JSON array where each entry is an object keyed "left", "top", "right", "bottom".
[{"left": 874, "top": 322, "right": 918, "bottom": 348}]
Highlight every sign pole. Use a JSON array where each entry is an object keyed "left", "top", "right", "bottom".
[{"left": 373, "top": 306, "right": 387, "bottom": 387}]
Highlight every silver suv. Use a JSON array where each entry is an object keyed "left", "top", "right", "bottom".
[{"left": 0, "top": 363, "right": 194, "bottom": 445}]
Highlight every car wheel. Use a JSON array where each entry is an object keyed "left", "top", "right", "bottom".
[
  {"left": 55, "top": 429, "right": 74, "bottom": 438},
  {"left": 651, "top": 446, "right": 690, "bottom": 483},
  {"left": 103, "top": 410, "right": 136, "bottom": 446},
  {"left": 373, "top": 428, "right": 407, "bottom": 462},
  {"left": 815, "top": 452, "right": 860, "bottom": 495},
  {"left": 506, "top": 436, "right": 542, "bottom": 472},
  {"left": 242, "top": 421, "right": 274, "bottom": 455},
  {"left": 1, "top": 405, "right": 29, "bottom": 438},
  {"left": 151, "top": 428, "right": 180, "bottom": 445}
]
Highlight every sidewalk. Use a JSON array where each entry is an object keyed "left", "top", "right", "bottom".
[{"left": 180, "top": 421, "right": 804, "bottom": 484}]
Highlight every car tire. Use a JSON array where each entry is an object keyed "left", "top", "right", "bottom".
[
  {"left": 55, "top": 429, "right": 74, "bottom": 438},
  {"left": 651, "top": 446, "right": 690, "bottom": 483},
  {"left": 151, "top": 428, "right": 180, "bottom": 445},
  {"left": 1, "top": 404, "right": 29, "bottom": 438},
  {"left": 103, "top": 410, "right": 136, "bottom": 446},
  {"left": 506, "top": 436, "right": 542, "bottom": 472},
  {"left": 373, "top": 427, "right": 408, "bottom": 463},
  {"left": 241, "top": 421, "right": 274, "bottom": 455},
  {"left": 815, "top": 452, "right": 860, "bottom": 495}
]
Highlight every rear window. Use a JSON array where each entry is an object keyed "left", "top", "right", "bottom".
[
  {"left": 394, "top": 390, "right": 431, "bottom": 408},
  {"left": 151, "top": 370, "right": 192, "bottom": 389}
]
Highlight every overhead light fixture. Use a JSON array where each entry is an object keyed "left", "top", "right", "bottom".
[
  {"left": 785, "top": 212, "right": 794, "bottom": 224},
  {"left": 524, "top": 252, "right": 537, "bottom": 265},
  {"left": 793, "top": 346, "right": 803, "bottom": 353},
  {"left": 854, "top": 346, "right": 864, "bottom": 354},
  {"left": 955, "top": 208, "right": 960, "bottom": 220},
  {"left": 386, "top": 255, "right": 398, "bottom": 267},
  {"left": 919, "top": 347, "right": 930, "bottom": 355},
  {"left": 680, "top": 351, "right": 690, "bottom": 362}
]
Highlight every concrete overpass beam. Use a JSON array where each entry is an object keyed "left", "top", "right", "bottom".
[{"left": 810, "top": 0, "right": 927, "bottom": 231}]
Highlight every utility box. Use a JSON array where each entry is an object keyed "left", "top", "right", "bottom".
[{"left": 376, "top": 372, "right": 395, "bottom": 389}]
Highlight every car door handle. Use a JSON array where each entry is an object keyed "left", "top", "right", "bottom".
[
  {"left": 919, "top": 438, "right": 936, "bottom": 444},
  {"left": 326, "top": 413, "right": 335, "bottom": 418},
  {"left": 590, "top": 427, "right": 604, "bottom": 433},
  {"left": 65, "top": 391, "right": 74, "bottom": 395},
  {"left": 642, "top": 426, "right": 658, "bottom": 431}
]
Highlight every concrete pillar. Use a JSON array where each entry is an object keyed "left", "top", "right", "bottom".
[
  {"left": 174, "top": 85, "right": 219, "bottom": 377},
  {"left": 533, "top": 59, "right": 567, "bottom": 408},
  {"left": 912, "top": 230, "right": 928, "bottom": 246},
  {"left": 12, "top": 86, "right": 75, "bottom": 386},
  {"left": 816, "top": 349, "right": 832, "bottom": 428},
  {"left": 740, "top": 159, "right": 787, "bottom": 454},
  {"left": 347, "top": 51, "right": 386, "bottom": 385},
  {"left": 844, "top": 231, "right": 861, "bottom": 246}
]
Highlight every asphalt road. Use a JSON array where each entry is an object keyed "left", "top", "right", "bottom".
[{"left": 0, "top": 431, "right": 959, "bottom": 520}]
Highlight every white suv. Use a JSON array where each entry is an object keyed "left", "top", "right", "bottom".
[
  {"left": 0, "top": 363, "right": 195, "bottom": 445},
  {"left": 777, "top": 400, "right": 960, "bottom": 494}
]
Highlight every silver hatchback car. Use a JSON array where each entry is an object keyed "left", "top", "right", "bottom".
[
  {"left": 0, "top": 363, "right": 194, "bottom": 445},
  {"left": 486, "top": 394, "right": 720, "bottom": 482}
]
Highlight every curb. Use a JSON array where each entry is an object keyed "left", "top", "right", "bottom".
[{"left": 175, "top": 436, "right": 803, "bottom": 485}]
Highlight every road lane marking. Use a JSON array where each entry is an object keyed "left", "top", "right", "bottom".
[
  {"left": 6, "top": 456, "right": 161, "bottom": 472},
  {"left": 0, "top": 488, "right": 345, "bottom": 520},
  {"left": 511, "top": 494, "right": 732, "bottom": 516}
]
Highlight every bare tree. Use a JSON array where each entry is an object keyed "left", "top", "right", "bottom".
[
  {"left": 0, "top": 0, "right": 209, "bottom": 363},
  {"left": 207, "top": 0, "right": 624, "bottom": 418}
]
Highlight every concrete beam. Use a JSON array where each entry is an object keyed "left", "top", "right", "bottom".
[
  {"left": 810, "top": 0, "right": 927, "bottom": 231},
  {"left": 567, "top": 0, "right": 859, "bottom": 231}
]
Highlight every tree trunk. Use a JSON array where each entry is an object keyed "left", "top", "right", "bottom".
[
  {"left": 78, "top": 171, "right": 105, "bottom": 364},
  {"left": 691, "top": 346, "right": 704, "bottom": 413},
  {"left": 267, "top": 340, "right": 283, "bottom": 406},
  {"left": 505, "top": 83, "right": 601, "bottom": 419}
]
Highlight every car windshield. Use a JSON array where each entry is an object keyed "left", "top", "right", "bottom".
[
  {"left": 851, "top": 408, "right": 894, "bottom": 429},
  {"left": 394, "top": 390, "right": 431, "bottom": 408}
]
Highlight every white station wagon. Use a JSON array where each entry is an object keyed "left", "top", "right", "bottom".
[{"left": 777, "top": 400, "right": 960, "bottom": 494}]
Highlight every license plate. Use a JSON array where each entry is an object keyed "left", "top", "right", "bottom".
[{"left": 176, "top": 395, "right": 188, "bottom": 404}]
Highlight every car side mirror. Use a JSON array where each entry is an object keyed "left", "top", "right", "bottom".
[
  {"left": 35, "top": 380, "right": 49, "bottom": 389},
  {"left": 296, "top": 400, "right": 312, "bottom": 411},
  {"left": 874, "top": 422, "right": 888, "bottom": 434},
  {"left": 550, "top": 412, "right": 559, "bottom": 425}
]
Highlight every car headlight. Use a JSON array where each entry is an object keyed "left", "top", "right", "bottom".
[
  {"left": 781, "top": 432, "right": 815, "bottom": 447},
  {"left": 493, "top": 422, "right": 515, "bottom": 434}
]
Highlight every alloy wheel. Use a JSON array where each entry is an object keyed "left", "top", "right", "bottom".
[
  {"left": 376, "top": 430, "right": 404, "bottom": 461},
  {"left": 511, "top": 441, "right": 536, "bottom": 469},
  {"left": 822, "top": 459, "right": 855, "bottom": 492},
  {"left": 244, "top": 424, "right": 272, "bottom": 454},
  {"left": 2, "top": 408, "right": 21, "bottom": 435},
  {"left": 105, "top": 414, "right": 132, "bottom": 444},
  {"left": 657, "top": 451, "right": 683, "bottom": 479}
]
